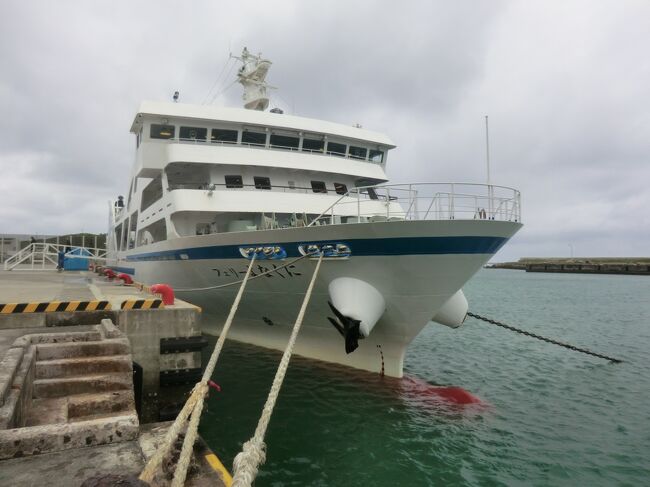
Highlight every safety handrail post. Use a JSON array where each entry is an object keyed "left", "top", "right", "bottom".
[
  {"left": 386, "top": 188, "right": 391, "bottom": 218},
  {"left": 357, "top": 190, "right": 361, "bottom": 223}
]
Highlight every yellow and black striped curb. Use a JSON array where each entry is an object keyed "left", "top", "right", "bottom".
[
  {"left": 120, "top": 298, "right": 164, "bottom": 310},
  {"left": 0, "top": 300, "right": 111, "bottom": 314}
]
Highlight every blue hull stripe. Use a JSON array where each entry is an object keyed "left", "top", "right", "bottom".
[{"left": 124, "top": 236, "right": 508, "bottom": 263}]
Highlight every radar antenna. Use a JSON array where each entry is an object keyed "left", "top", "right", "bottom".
[{"left": 232, "top": 47, "right": 274, "bottom": 111}]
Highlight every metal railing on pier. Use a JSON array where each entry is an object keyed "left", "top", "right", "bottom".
[{"left": 3, "top": 243, "right": 107, "bottom": 271}]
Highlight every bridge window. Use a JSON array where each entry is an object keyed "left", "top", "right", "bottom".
[
  {"left": 242, "top": 130, "right": 267, "bottom": 147},
  {"left": 270, "top": 133, "right": 299, "bottom": 149},
  {"left": 211, "top": 128, "right": 238, "bottom": 143},
  {"left": 348, "top": 146, "right": 367, "bottom": 160},
  {"left": 254, "top": 176, "right": 271, "bottom": 190},
  {"left": 150, "top": 124, "right": 175, "bottom": 139},
  {"left": 311, "top": 181, "right": 327, "bottom": 193},
  {"left": 302, "top": 138, "right": 324, "bottom": 153},
  {"left": 179, "top": 126, "right": 207, "bottom": 141},
  {"left": 225, "top": 175, "right": 243, "bottom": 188},
  {"left": 334, "top": 183, "right": 348, "bottom": 195},
  {"left": 326, "top": 141, "right": 346, "bottom": 157},
  {"left": 369, "top": 149, "right": 384, "bottom": 163}
]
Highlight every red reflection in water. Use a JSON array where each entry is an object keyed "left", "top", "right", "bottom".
[{"left": 399, "top": 375, "right": 484, "bottom": 406}]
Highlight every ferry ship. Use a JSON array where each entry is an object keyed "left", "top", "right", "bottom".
[{"left": 107, "top": 48, "right": 522, "bottom": 377}]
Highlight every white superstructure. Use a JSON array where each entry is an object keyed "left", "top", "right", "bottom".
[{"left": 107, "top": 49, "right": 522, "bottom": 377}]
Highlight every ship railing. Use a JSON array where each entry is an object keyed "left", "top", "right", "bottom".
[{"left": 307, "top": 182, "right": 521, "bottom": 226}]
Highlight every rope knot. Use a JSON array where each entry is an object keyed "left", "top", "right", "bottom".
[{"left": 232, "top": 438, "right": 267, "bottom": 486}]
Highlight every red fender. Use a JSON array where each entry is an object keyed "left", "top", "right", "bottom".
[
  {"left": 117, "top": 273, "right": 133, "bottom": 285},
  {"left": 151, "top": 283, "right": 175, "bottom": 305}
]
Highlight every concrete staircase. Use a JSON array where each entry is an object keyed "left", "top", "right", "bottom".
[{"left": 0, "top": 320, "right": 139, "bottom": 459}]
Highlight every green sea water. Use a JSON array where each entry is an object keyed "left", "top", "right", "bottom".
[{"left": 199, "top": 269, "right": 650, "bottom": 486}]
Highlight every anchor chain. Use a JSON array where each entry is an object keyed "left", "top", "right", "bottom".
[{"left": 466, "top": 312, "right": 623, "bottom": 364}]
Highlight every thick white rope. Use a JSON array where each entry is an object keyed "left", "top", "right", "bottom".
[
  {"left": 140, "top": 256, "right": 257, "bottom": 486},
  {"left": 231, "top": 253, "right": 325, "bottom": 487}
]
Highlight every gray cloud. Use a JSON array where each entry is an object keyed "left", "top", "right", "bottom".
[{"left": 1, "top": 0, "right": 648, "bottom": 261}]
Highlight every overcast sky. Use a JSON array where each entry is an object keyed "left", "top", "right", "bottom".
[{"left": 1, "top": 0, "right": 648, "bottom": 261}]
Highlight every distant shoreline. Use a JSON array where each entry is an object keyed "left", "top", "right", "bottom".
[{"left": 487, "top": 258, "right": 650, "bottom": 276}]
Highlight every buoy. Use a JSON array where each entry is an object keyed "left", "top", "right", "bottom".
[
  {"left": 151, "top": 283, "right": 175, "bottom": 305},
  {"left": 117, "top": 273, "right": 133, "bottom": 285}
]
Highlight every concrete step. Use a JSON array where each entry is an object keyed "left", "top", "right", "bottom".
[
  {"left": 67, "top": 390, "right": 136, "bottom": 421},
  {"left": 33, "top": 373, "right": 132, "bottom": 399},
  {"left": 0, "top": 414, "right": 139, "bottom": 460},
  {"left": 24, "top": 398, "right": 68, "bottom": 426},
  {"left": 35, "top": 355, "right": 133, "bottom": 379},
  {"left": 36, "top": 339, "right": 130, "bottom": 361}
]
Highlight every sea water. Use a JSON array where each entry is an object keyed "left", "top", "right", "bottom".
[{"left": 199, "top": 269, "right": 650, "bottom": 486}]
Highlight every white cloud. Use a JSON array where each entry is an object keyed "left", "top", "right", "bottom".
[{"left": 0, "top": 0, "right": 648, "bottom": 259}]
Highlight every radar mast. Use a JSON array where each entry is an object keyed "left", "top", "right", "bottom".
[{"left": 234, "top": 47, "right": 273, "bottom": 111}]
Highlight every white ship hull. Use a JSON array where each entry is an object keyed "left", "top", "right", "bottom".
[{"left": 109, "top": 219, "right": 521, "bottom": 377}]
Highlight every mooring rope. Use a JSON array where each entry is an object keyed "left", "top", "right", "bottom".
[
  {"left": 174, "top": 252, "right": 314, "bottom": 292},
  {"left": 231, "top": 253, "right": 325, "bottom": 487},
  {"left": 467, "top": 312, "right": 623, "bottom": 364},
  {"left": 139, "top": 256, "right": 257, "bottom": 486}
]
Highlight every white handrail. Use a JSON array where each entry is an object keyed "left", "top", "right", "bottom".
[
  {"left": 308, "top": 182, "right": 521, "bottom": 225},
  {"left": 4, "top": 243, "right": 108, "bottom": 271}
]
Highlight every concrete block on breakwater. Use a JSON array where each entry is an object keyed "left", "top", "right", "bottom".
[{"left": 488, "top": 257, "right": 650, "bottom": 275}]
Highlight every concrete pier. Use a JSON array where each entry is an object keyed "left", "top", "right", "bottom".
[
  {"left": 0, "top": 270, "right": 206, "bottom": 422},
  {"left": 0, "top": 269, "right": 226, "bottom": 486}
]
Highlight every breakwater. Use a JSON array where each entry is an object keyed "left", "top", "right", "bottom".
[{"left": 488, "top": 257, "right": 650, "bottom": 275}]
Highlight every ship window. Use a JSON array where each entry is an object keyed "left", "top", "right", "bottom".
[
  {"left": 254, "top": 176, "right": 271, "bottom": 190},
  {"left": 211, "top": 128, "right": 238, "bottom": 143},
  {"left": 348, "top": 146, "right": 367, "bottom": 160},
  {"left": 270, "top": 134, "right": 299, "bottom": 149},
  {"left": 179, "top": 126, "right": 207, "bottom": 141},
  {"left": 150, "top": 124, "right": 175, "bottom": 139},
  {"left": 369, "top": 149, "right": 384, "bottom": 163},
  {"left": 311, "top": 181, "right": 327, "bottom": 193},
  {"left": 242, "top": 130, "right": 267, "bottom": 146},
  {"left": 302, "top": 138, "right": 324, "bottom": 153},
  {"left": 334, "top": 183, "right": 348, "bottom": 195},
  {"left": 326, "top": 141, "right": 346, "bottom": 157},
  {"left": 225, "top": 175, "right": 243, "bottom": 188}
]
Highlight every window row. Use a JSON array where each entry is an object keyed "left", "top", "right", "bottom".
[
  {"left": 149, "top": 124, "right": 384, "bottom": 163},
  {"left": 223, "top": 175, "right": 348, "bottom": 195}
]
